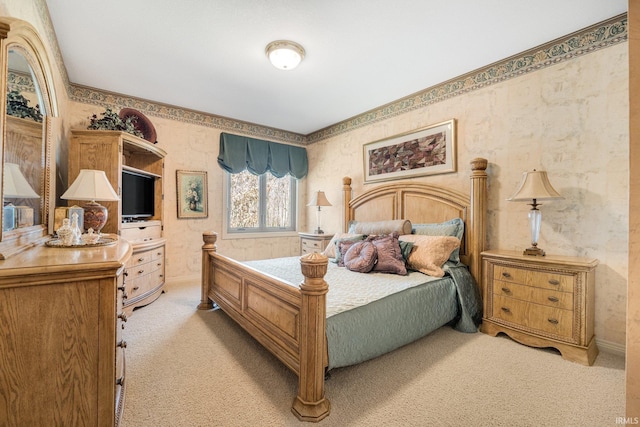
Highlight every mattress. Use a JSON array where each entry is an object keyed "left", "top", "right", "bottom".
[{"left": 244, "top": 257, "right": 481, "bottom": 369}]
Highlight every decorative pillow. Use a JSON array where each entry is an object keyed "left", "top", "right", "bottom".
[
  {"left": 337, "top": 239, "right": 361, "bottom": 267},
  {"left": 343, "top": 240, "right": 378, "bottom": 273},
  {"left": 411, "top": 218, "right": 464, "bottom": 264},
  {"left": 348, "top": 219, "right": 412, "bottom": 236},
  {"left": 399, "top": 234, "right": 461, "bottom": 277},
  {"left": 399, "top": 240, "right": 414, "bottom": 262},
  {"left": 323, "top": 233, "right": 365, "bottom": 259},
  {"left": 369, "top": 233, "right": 407, "bottom": 275}
]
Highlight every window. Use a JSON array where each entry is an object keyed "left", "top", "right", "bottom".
[{"left": 226, "top": 170, "right": 297, "bottom": 234}]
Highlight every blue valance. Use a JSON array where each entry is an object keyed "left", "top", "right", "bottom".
[{"left": 218, "top": 133, "right": 308, "bottom": 179}]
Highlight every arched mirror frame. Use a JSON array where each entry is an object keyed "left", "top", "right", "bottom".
[{"left": 0, "top": 18, "right": 57, "bottom": 258}]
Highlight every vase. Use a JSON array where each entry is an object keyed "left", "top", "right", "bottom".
[{"left": 189, "top": 201, "right": 196, "bottom": 211}]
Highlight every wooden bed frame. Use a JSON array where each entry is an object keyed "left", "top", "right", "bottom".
[{"left": 198, "top": 158, "right": 488, "bottom": 422}]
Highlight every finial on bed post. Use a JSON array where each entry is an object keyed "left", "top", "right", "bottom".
[
  {"left": 198, "top": 231, "right": 218, "bottom": 310},
  {"left": 469, "top": 158, "right": 488, "bottom": 294},
  {"left": 293, "top": 252, "right": 331, "bottom": 422},
  {"left": 343, "top": 177, "right": 352, "bottom": 233}
]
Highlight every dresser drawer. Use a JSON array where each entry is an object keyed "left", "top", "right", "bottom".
[
  {"left": 491, "top": 295, "right": 574, "bottom": 340},
  {"left": 493, "top": 279, "right": 573, "bottom": 310},
  {"left": 493, "top": 264, "right": 574, "bottom": 292}
]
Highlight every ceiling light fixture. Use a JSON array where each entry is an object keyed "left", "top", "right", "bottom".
[{"left": 265, "top": 40, "right": 305, "bottom": 70}]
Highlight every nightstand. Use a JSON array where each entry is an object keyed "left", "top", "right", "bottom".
[
  {"left": 480, "top": 250, "right": 599, "bottom": 365},
  {"left": 299, "top": 232, "right": 334, "bottom": 255}
]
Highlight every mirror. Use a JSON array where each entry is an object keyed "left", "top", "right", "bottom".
[{"left": 0, "top": 19, "right": 56, "bottom": 258}]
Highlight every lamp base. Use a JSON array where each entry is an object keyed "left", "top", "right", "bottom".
[
  {"left": 523, "top": 246, "right": 545, "bottom": 256},
  {"left": 314, "top": 228, "right": 325, "bottom": 234},
  {"left": 83, "top": 201, "right": 108, "bottom": 233}
]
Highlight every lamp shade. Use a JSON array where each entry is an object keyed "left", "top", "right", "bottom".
[
  {"left": 307, "top": 191, "right": 332, "bottom": 207},
  {"left": 507, "top": 170, "right": 562, "bottom": 202},
  {"left": 3, "top": 163, "right": 39, "bottom": 199},
  {"left": 266, "top": 40, "right": 305, "bottom": 70},
  {"left": 61, "top": 169, "right": 119, "bottom": 202}
]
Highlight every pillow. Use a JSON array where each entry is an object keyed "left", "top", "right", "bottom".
[
  {"left": 369, "top": 233, "right": 407, "bottom": 275},
  {"left": 337, "top": 239, "right": 361, "bottom": 267},
  {"left": 343, "top": 240, "right": 378, "bottom": 273},
  {"left": 411, "top": 218, "right": 464, "bottom": 264},
  {"left": 399, "top": 240, "right": 414, "bottom": 261},
  {"left": 399, "top": 234, "right": 460, "bottom": 277},
  {"left": 322, "top": 233, "right": 365, "bottom": 259},
  {"left": 348, "top": 219, "right": 412, "bottom": 236}
]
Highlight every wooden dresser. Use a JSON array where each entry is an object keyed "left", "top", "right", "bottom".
[
  {"left": 299, "top": 232, "right": 333, "bottom": 255},
  {"left": 0, "top": 238, "right": 132, "bottom": 426},
  {"left": 480, "top": 250, "right": 599, "bottom": 365}
]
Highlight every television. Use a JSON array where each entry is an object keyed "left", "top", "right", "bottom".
[{"left": 121, "top": 169, "right": 155, "bottom": 220}]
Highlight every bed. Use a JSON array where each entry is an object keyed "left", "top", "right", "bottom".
[{"left": 198, "top": 157, "right": 488, "bottom": 422}]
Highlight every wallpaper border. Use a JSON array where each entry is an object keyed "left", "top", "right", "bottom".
[{"left": 37, "top": 0, "right": 626, "bottom": 146}]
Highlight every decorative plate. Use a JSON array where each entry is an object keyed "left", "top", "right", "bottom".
[
  {"left": 45, "top": 236, "right": 118, "bottom": 248},
  {"left": 119, "top": 108, "right": 157, "bottom": 144}
]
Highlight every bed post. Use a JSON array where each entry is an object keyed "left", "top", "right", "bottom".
[
  {"left": 292, "top": 252, "right": 331, "bottom": 422},
  {"left": 469, "top": 158, "right": 488, "bottom": 293},
  {"left": 197, "top": 231, "right": 217, "bottom": 310},
  {"left": 343, "top": 176, "right": 353, "bottom": 232}
]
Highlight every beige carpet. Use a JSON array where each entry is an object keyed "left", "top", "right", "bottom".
[{"left": 121, "top": 279, "right": 625, "bottom": 427}]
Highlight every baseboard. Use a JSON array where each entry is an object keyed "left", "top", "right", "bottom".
[{"left": 596, "top": 338, "right": 626, "bottom": 358}]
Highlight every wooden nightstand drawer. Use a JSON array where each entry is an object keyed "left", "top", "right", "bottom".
[
  {"left": 491, "top": 295, "right": 574, "bottom": 340},
  {"left": 302, "top": 239, "right": 322, "bottom": 250},
  {"left": 493, "top": 264, "right": 573, "bottom": 292},
  {"left": 481, "top": 250, "right": 598, "bottom": 365},
  {"left": 299, "top": 233, "right": 333, "bottom": 255},
  {"left": 493, "top": 280, "right": 573, "bottom": 310}
]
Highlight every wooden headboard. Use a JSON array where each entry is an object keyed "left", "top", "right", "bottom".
[{"left": 342, "top": 158, "right": 488, "bottom": 284}]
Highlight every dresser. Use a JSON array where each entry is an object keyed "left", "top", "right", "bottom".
[
  {"left": 299, "top": 232, "right": 333, "bottom": 255},
  {"left": 0, "top": 238, "right": 132, "bottom": 426},
  {"left": 480, "top": 250, "right": 599, "bottom": 365},
  {"left": 123, "top": 237, "right": 166, "bottom": 315}
]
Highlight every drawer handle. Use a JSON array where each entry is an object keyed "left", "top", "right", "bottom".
[
  {"left": 548, "top": 279, "right": 560, "bottom": 286},
  {"left": 157, "top": 252, "right": 162, "bottom": 256},
  {"left": 548, "top": 318, "right": 559, "bottom": 325},
  {"left": 138, "top": 258, "right": 145, "bottom": 262},
  {"left": 501, "top": 307, "right": 511, "bottom": 313},
  {"left": 133, "top": 286, "right": 140, "bottom": 291},
  {"left": 138, "top": 270, "right": 144, "bottom": 274},
  {"left": 159, "top": 274, "right": 164, "bottom": 278},
  {"left": 501, "top": 272, "right": 511, "bottom": 278},
  {"left": 157, "top": 263, "right": 162, "bottom": 267},
  {"left": 501, "top": 287, "right": 511, "bottom": 294},
  {"left": 117, "top": 340, "right": 127, "bottom": 348},
  {"left": 116, "top": 376, "right": 125, "bottom": 387},
  {"left": 547, "top": 296, "right": 559, "bottom": 303},
  {"left": 118, "top": 313, "right": 128, "bottom": 322}
]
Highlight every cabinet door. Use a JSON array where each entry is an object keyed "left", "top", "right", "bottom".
[{"left": 0, "top": 281, "right": 101, "bottom": 426}]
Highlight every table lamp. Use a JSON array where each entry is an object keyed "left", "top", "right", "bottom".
[
  {"left": 507, "top": 169, "right": 562, "bottom": 256},
  {"left": 3, "top": 163, "right": 40, "bottom": 230},
  {"left": 307, "top": 191, "right": 332, "bottom": 234},
  {"left": 61, "top": 169, "right": 119, "bottom": 233}
]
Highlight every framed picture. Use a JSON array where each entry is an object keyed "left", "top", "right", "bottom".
[
  {"left": 363, "top": 119, "right": 456, "bottom": 183},
  {"left": 177, "top": 170, "right": 208, "bottom": 218}
]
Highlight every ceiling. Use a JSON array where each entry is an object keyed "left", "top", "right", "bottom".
[{"left": 44, "top": 1, "right": 627, "bottom": 136}]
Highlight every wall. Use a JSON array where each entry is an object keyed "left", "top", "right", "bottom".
[
  {"left": 305, "top": 42, "right": 629, "bottom": 349},
  {"left": 627, "top": 0, "right": 639, "bottom": 418}
]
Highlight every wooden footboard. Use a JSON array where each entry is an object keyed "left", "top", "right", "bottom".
[{"left": 198, "top": 231, "right": 330, "bottom": 422}]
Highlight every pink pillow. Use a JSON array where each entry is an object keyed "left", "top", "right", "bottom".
[
  {"left": 343, "top": 240, "right": 378, "bottom": 273},
  {"left": 369, "top": 233, "right": 407, "bottom": 275}
]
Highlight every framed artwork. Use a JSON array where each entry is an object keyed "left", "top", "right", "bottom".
[
  {"left": 363, "top": 119, "right": 456, "bottom": 183},
  {"left": 177, "top": 170, "right": 208, "bottom": 218}
]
